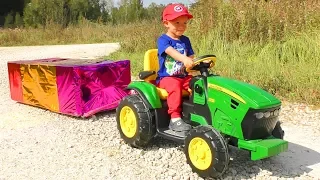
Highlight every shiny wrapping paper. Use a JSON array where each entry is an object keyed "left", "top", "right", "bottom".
[{"left": 7, "top": 58, "right": 131, "bottom": 117}]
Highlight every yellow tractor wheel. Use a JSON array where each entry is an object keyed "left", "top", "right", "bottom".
[
  {"left": 184, "top": 126, "right": 230, "bottom": 178},
  {"left": 116, "top": 94, "right": 155, "bottom": 148},
  {"left": 119, "top": 106, "right": 137, "bottom": 138}
]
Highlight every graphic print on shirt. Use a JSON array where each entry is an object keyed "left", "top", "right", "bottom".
[{"left": 165, "top": 43, "right": 186, "bottom": 76}]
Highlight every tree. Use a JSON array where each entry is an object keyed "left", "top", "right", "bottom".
[
  {"left": 145, "top": 2, "right": 165, "bottom": 21},
  {"left": 130, "top": 0, "right": 143, "bottom": 21},
  {"left": 0, "top": 0, "right": 26, "bottom": 26},
  {"left": 23, "top": 0, "right": 108, "bottom": 27},
  {"left": 109, "top": 0, "right": 145, "bottom": 24},
  {"left": 4, "top": 12, "right": 14, "bottom": 28},
  {"left": 15, "top": 12, "right": 24, "bottom": 27},
  {"left": 100, "top": 0, "right": 114, "bottom": 23}
]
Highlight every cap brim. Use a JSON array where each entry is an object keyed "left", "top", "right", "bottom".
[{"left": 163, "top": 13, "right": 193, "bottom": 21}]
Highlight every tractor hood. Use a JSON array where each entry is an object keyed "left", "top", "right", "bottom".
[{"left": 207, "top": 76, "right": 281, "bottom": 109}]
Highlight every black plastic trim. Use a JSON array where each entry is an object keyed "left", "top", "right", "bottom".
[
  {"left": 190, "top": 76, "right": 212, "bottom": 125},
  {"left": 241, "top": 105, "right": 281, "bottom": 140},
  {"left": 138, "top": 71, "right": 155, "bottom": 80}
]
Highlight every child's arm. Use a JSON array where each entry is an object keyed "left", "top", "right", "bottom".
[{"left": 165, "top": 47, "right": 194, "bottom": 68}]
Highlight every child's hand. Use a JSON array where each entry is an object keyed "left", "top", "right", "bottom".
[{"left": 182, "top": 57, "right": 194, "bottom": 68}]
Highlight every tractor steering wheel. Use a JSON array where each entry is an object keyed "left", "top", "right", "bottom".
[{"left": 185, "top": 55, "right": 217, "bottom": 74}]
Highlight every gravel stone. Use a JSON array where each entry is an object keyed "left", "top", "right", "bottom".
[{"left": 0, "top": 44, "right": 320, "bottom": 180}]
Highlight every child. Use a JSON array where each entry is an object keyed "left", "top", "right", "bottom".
[{"left": 156, "top": 3, "right": 194, "bottom": 132}]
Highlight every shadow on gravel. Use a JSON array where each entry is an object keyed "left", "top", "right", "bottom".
[
  {"left": 72, "top": 109, "right": 117, "bottom": 122},
  {"left": 226, "top": 141, "right": 320, "bottom": 178},
  {"left": 141, "top": 137, "right": 320, "bottom": 179},
  {"left": 148, "top": 136, "right": 184, "bottom": 149}
]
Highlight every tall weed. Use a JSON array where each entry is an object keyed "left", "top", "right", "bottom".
[
  {"left": 0, "top": 19, "right": 119, "bottom": 46},
  {"left": 189, "top": 0, "right": 320, "bottom": 43},
  {"left": 195, "top": 29, "right": 320, "bottom": 104}
]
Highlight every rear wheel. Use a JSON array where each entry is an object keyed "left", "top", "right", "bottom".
[
  {"left": 116, "top": 94, "right": 155, "bottom": 148},
  {"left": 184, "top": 126, "right": 230, "bottom": 178}
]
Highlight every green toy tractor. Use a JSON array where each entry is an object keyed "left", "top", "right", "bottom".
[{"left": 115, "top": 49, "right": 288, "bottom": 178}]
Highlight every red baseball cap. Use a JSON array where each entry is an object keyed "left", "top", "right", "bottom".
[{"left": 162, "top": 3, "right": 193, "bottom": 21}]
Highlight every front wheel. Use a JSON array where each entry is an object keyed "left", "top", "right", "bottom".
[
  {"left": 116, "top": 94, "right": 155, "bottom": 148},
  {"left": 184, "top": 126, "right": 230, "bottom": 178}
]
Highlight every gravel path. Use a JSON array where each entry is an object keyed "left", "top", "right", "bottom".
[{"left": 0, "top": 43, "right": 319, "bottom": 180}]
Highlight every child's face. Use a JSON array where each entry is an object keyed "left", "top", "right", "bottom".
[{"left": 164, "top": 15, "right": 189, "bottom": 38}]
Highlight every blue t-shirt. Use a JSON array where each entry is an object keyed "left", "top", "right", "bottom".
[{"left": 156, "top": 34, "right": 194, "bottom": 84}]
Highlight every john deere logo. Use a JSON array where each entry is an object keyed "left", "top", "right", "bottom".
[{"left": 174, "top": 5, "right": 183, "bottom": 12}]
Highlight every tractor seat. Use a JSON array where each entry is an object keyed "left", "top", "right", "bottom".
[{"left": 139, "top": 49, "right": 191, "bottom": 100}]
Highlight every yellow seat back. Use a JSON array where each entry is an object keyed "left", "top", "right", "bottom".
[
  {"left": 144, "top": 49, "right": 159, "bottom": 83},
  {"left": 143, "top": 49, "right": 190, "bottom": 99}
]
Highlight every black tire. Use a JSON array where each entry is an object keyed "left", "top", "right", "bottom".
[
  {"left": 272, "top": 121, "right": 284, "bottom": 139},
  {"left": 116, "top": 94, "right": 155, "bottom": 148},
  {"left": 184, "top": 126, "right": 230, "bottom": 179}
]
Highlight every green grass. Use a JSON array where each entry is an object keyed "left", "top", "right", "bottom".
[
  {"left": 0, "top": 20, "right": 121, "bottom": 46},
  {"left": 195, "top": 30, "right": 320, "bottom": 104}
]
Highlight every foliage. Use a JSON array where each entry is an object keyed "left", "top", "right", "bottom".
[
  {"left": 1, "top": 0, "right": 166, "bottom": 28},
  {"left": 4, "top": 12, "right": 14, "bottom": 28}
]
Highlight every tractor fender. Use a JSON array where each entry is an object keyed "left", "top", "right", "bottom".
[{"left": 126, "top": 81, "right": 162, "bottom": 109}]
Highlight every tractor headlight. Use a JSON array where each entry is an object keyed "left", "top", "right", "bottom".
[
  {"left": 255, "top": 107, "right": 281, "bottom": 119},
  {"left": 264, "top": 111, "right": 271, "bottom": 118},
  {"left": 255, "top": 112, "right": 264, "bottom": 119}
]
